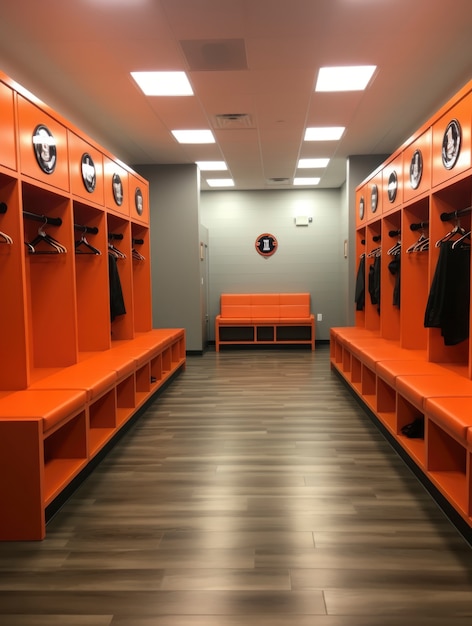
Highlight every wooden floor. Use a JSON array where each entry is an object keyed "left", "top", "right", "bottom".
[{"left": 1, "top": 345, "right": 472, "bottom": 625}]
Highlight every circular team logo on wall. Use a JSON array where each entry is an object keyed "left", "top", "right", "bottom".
[{"left": 255, "top": 233, "right": 278, "bottom": 257}]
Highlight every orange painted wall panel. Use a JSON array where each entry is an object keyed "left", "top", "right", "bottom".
[
  {"left": 0, "top": 81, "right": 17, "bottom": 171},
  {"left": 17, "top": 96, "right": 69, "bottom": 192}
]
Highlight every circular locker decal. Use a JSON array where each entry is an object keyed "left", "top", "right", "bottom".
[
  {"left": 442, "top": 119, "right": 461, "bottom": 170},
  {"left": 409, "top": 149, "right": 423, "bottom": 189},
  {"left": 370, "top": 185, "right": 378, "bottom": 213},
  {"left": 359, "top": 196, "right": 365, "bottom": 220},
  {"left": 135, "top": 187, "right": 144, "bottom": 216},
  {"left": 387, "top": 170, "right": 398, "bottom": 203},
  {"left": 81, "top": 153, "right": 96, "bottom": 193},
  {"left": 32, "top": 124, "right": 56, "bottom": 174},
  {"left": 112, "top": 173, "right": 124, "bottom": 206}
]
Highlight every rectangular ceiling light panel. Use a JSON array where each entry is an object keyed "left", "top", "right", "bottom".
[
  {"left": 131, "top": 71, "right": 193, "bottom": 96},
  {"left": 315, "top": 65, "right": 376, "bottom": 92}
]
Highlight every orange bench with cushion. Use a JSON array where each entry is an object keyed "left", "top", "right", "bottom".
[
  {"left": 216, "top": 293, "right": 315, "bottom": 351},
  {"left": 0, "top": 328, "right": 186, "bottom": 540},
  {"left": 330, "top": 326, "right": 472, "bottom": 528}
]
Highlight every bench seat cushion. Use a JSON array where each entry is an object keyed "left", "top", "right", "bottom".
[
  {"left": 397, "top": 374, "right": 472, "bottom": 410},
  {"left": 425, "top": 396, "right": 472, "bottom": 441},
  {"left": 376, "top": 359, "right": 442, "bottom": 387},
  {"left": 219, "top": 293, "right": 312, "bottom": 320},
  {"left": 30, "top": 361, "right": 117, "bottom": 402},
  {"left": 0, "top": 389, "right": 87, "bottom": 433}
]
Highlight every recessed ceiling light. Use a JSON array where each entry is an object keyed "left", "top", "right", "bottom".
[
  {"left": 206, "top": 179, "right": 235, "bottom": 187},
  {"left": 315, "top": 65, "right": 376, "bottom": 92},
  {"left": 304, "top": 127, "right": 345, "bottom": 141},
  {"left": 172, "top": 130, "right": 215, "bottom": 144},
  {"left": 131, "top": 71, "right": 193, "bottom": 96},
  {"left": 293, "top": 177, "right": 321, "bottom": 186},
  {"left": 196, "top": 161, "right": 228, "bottom": 171},
  {"left": 297, "top": 158, "right": 330, "bottom": 169}
]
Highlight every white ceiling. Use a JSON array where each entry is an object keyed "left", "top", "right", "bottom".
[{"left": 0, "top": 0, "right": 470, "bottom": 191}]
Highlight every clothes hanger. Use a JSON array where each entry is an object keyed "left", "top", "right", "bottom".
[
  {"left": 132, "top": 247, "right": 145, "bottom": 261},
  {"left": 75, "top": 230, "right": 101, "bottom": 255},
  {"left": 0, "top": 201, "right": 13, "bottom": 244},
  {"left": 387, "top": 239, "right": 401, "bottom": 256},
  {"left": 26, "top": 217, "right": 67, "bottom": 254},
  {"left": 407, "top": 231, "right": 429, "bottom": 253},
  {"left": 435, "top": 219, "right": 467, "bottom": 247},
  {"left": 0, "top": 230, "right": 13, "bottom": 245},
  {"left": 367, "top": 245, "right": 381, "bottom": 258},
  {"left": 451, "top": 229, "right": 471, "bottom": 249},
  {"left": 108, "top": 242, "right": 126, "bottom": 259}
]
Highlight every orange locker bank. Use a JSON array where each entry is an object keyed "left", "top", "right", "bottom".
[
  {"left": 332, "top": 79, "right": 472, "bottom": 533},
  {"left": 0, "top": 71, "right": 186, "bottom": 540}
]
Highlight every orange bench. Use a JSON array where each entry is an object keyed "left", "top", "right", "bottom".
[
  {"left": 330, "top": 326, "right": 472, "bottom": 528},
  {"left": 0, "top": 328, "right": 186, "bottom": 540},
  {"left": 215, "top": 293, "right": 315, "bottom": 351}
]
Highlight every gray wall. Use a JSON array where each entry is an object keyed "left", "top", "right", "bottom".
[
  {"left": 200, "top": 188, "right": 348, "bottom": 341},
  {"left": 136, "top": 158, "right": 390, "bottom": 350},
  {"left": 136, "top": 163, "right": 204, "bottom": 352}
]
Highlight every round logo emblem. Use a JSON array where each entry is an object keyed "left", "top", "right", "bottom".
[
  {"left": 32, "top": 124, "right": 56, "bottom": 174},
  {"left": 442, "top": 119, "right": 461, "bottom": 170},
  {"left": 370, "top": 185, "right": 378, "bottom": 213},
  {"left": 409, "top": 149, "right": 423, "bottom": 190},
  {"left": 81, "top": 153, "right": 96, "bottom": 193},
  {"left": 387, "top": 170, "right": 398, "bottom": 203},
  {"left": 255, "top": 233, "right": 278, "bottom": 257}
]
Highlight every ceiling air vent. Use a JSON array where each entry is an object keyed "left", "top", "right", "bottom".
[
  {"left": 267, "top": 177, "right": 291, "bottom": 185},
  {"left": 213, "top": 113, "right": 254, "bottom": 130}
]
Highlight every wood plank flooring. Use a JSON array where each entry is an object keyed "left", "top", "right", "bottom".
[{"left": 1, "top": 345, "right": 472, "bottom": 625}]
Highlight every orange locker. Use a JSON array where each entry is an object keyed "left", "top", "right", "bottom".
[
  {"left": 0, "top": 81, "right": 17, "bottom": 172},
  {"left": 17, "top": 95, "right": 69, "bottom": 192}
]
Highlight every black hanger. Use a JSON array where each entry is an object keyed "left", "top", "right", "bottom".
[
  {"left": 75, "top": 225, "right": 101, "bottom": 255},
  {"left": 26, "top": 217, "right": 67, "bottom": 254}
]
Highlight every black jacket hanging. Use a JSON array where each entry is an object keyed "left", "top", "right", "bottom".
[
  {"left": 424, "top": 241, "right": 470, "bottom": 345},
  {"left": 368, "top": 255, "right": 381, "bottom": 313},
  {"left": 108, "top": 253, "right": 126, "bottom": 321},
  {"left": 355, "top": 255, "right": 365, "bottom": 311},
  {"left": 388, "top": 256, "right": 401, "bottom": 308}
]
